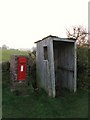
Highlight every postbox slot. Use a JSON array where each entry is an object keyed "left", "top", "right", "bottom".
[{"left": 21, "top": 65, "right": 24, "bottom": 72}]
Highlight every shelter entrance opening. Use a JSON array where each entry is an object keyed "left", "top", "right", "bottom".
[{"left": 53, "top": 41, "right": 74, "bottom": 96}]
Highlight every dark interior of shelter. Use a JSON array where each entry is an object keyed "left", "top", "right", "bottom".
[{"left": 53, "top": 41, "right": 74, "bottom": 96}]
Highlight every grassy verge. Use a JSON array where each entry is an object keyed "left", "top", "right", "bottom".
[
  {"left": 2, "top": 87, "right": 89, "bottom": 118},
  {"left": 2, "top": 72, "right": 89, "bottom": 118}
]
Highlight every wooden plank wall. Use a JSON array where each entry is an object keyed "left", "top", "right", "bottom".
[{"left": 36, "top": 37, "right": 55, "bottom": 97}]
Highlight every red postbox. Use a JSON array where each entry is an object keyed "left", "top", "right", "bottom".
[{"left": 18, "top": 57, "right": 27, "bottom": 81}]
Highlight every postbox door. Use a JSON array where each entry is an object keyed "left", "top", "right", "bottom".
[{"left": 18, "top": 57, "right": 27, "bottom": 81}]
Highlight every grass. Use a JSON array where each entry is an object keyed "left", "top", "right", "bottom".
[
  {"left": 2, "top": 72, "right": 89, "bottom": 118},
  {"left": 0, "top": 49, "right": 29, "bottom": 61}
]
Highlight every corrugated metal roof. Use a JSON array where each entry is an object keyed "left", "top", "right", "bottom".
[{"left": 34, "top": 35, "right": 76, "bottom": 43}]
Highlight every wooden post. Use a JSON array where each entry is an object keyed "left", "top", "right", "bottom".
[
  {"left": 74, "top": 42, "right": 77, "bottom": 92},
  {"left": 49, "top": 40, "right": 56, "bottom": 97}
]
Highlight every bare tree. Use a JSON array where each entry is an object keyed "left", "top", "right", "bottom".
[{"left": 66, "top": 25, "right": 90, "bottom": 47}]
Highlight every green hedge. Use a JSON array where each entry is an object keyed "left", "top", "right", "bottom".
[
  {"left": 2, "top": 61, "right": 10, "bottom": 87},
  {"left": 2, "top": 61, "right": 10, "bottom": 72},
  {"left": 77, "top": 47, "right": 89, "bottom": 88}
]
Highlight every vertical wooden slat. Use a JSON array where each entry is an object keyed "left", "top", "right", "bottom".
[{"left": 49, "top": 40, "right": 55, "bottom": 97}]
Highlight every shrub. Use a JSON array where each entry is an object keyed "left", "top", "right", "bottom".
[
  {"left": 2, "top": 61, "right": 10, "bottom": 87},
  {"left": 77, "top": 47, "right": 89, "bottom": 88},
  {"left": 2, "top": 61, "right": 10, "bottom": 72}
]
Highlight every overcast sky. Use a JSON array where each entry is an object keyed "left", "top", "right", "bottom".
[{"left": 0, "top": 0, "right": 89, "bottom": 49}]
